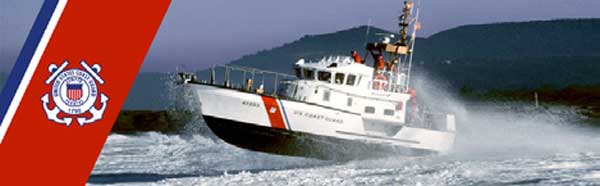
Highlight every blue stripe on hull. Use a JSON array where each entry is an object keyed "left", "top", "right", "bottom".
[{"left": 277, "top": 99, "right": 292, "bottom": 131}]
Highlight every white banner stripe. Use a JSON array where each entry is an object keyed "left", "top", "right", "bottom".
[{"left": 0, "top": 0, "right": 68, "bottom": 144}]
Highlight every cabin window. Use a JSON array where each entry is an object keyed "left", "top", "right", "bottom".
[
  {"left": 323, "top": 91, "right": 330, "bottom": 101},
  {"left": 295, "top": 67, "right": 302, "bottom": 79},
  {"left": 304, "top": 69, "right": 315, "bottom": 80},
  {"left": 335, "top": 73, "right": 345, "bottom": 84},
  {"left": 318, "top": 71, "right": 331, "bottom": 83},
  {"left": 364, "top": 106, "right": 375, "bottom": 114},
  {"left": 347, "top": 98, "right": 353, "bottom": 107},
  {"left": 346, "top": 74, "right": 357, "bottom": 86},
  {"left": 384, "top": 109, "right": 395, "bottom": 116}
]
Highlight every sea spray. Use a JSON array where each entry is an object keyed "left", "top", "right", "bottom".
[
  {"left": 92, "top": 132, "right": 325, "bottom": 181},
  {"left": 90, "top": 72, "right": 600, "bottom": 185},
  {"left": 163, "top": 71, "right": 215, "bottom": 137},
  {"left": 410, "top": 72, "right": 600, "bottom": 158}
]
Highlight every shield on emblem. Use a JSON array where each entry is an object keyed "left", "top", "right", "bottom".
[{"left": 67, "top": 84, "right": 83, "bottom": 101}]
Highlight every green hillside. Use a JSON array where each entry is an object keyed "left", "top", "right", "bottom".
[
  {"left": 420, "top": 19, "right": 600, "bottom": 61},
  {"left": 4, "top": 19, "right": 597, "bottom": 110},
  {"left": 229, "top": 26, "right": 397, "bottom": 74},
  {"left": 421, "top": 56, "right": 600, "bottom": 91},
  {"left": 231, "top": 19, "right": 600, "bottom": 91}
]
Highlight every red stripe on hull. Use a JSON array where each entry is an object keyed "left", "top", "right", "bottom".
[{"left": 260, "top": 96, "right": 287, "bottom": 129}]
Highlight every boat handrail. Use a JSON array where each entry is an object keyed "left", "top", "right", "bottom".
[
  {"left": 189, "top": 64, "right": 297, "bottom": 96},
  {"left": 215, "top": 64, "right": 296, "bottom": 79}
]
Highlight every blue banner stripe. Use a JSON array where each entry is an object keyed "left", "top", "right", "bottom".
[{"left": 0, "top": 0, "right": 59, "bottom": 127}]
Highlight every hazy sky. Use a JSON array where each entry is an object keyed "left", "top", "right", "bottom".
[{"left": 1, "top": 0, "right": 600, "bottom": 72}]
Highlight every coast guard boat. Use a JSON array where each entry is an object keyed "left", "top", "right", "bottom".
[{"left": 179, "top": 1, "right": 456, "bottom": 160}]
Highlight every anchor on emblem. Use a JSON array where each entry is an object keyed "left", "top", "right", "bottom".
[{"left": 41, "top": 60, "right": 109, "bottom": 127}]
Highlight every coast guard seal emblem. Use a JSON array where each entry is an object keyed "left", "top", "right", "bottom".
[{"left": 41, "top": 60, "right": 109, "bottom": 127}]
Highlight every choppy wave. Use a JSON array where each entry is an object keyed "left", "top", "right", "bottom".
[
  {"left": 90, "top": 132, "right": 328, "bottom": 184},
  {"left": 89, "top": 74, "right": 600, "bottom": 185},
  {"left": 90, "top": 134, "right": 600, "bottom": 186},
  {"left": 90, "top": 108, "right": 600, "bottom": 186}
]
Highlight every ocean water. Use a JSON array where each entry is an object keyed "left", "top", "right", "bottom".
[
  {"left": 89, "top": 104, "right": 600, "bottom": 186},
  {"left": 89, "top": 74, "right": 600, "bottom": 185}
]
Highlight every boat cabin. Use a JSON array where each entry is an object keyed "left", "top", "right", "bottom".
[{"left": 283, "top": 56, "right": 412, "bottom": 128}]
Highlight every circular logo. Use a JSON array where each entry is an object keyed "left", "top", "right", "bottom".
[{"left": 51, "top": 69, "right": 98, "bottom": 115}]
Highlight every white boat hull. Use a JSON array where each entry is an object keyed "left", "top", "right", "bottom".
[{"left": 190, "top": 84, "right": 455, "bottom": 160}]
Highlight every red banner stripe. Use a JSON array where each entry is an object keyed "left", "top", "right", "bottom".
[{"left": 0, "top": 0, "right": 171, "bottom": 185}]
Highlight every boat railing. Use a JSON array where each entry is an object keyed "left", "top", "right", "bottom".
[
  {"left": 182, "top": 64, "right": 296, "bottom": 97},
  {"left": 366, "top": 70, "right": 408, "bottom": 93}
]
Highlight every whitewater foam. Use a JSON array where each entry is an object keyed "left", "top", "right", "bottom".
[{"left": 88, "top": 73, "right": 600, "bottom": 185}]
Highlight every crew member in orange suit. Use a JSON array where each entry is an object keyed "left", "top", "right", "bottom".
[
  {"left": 351, "top": 50, "right": 362, "bottom": 64},
  {"left": 376, "top": 55, "right": 385, "bottom": 71}
]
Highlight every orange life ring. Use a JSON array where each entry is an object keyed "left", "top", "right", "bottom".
[{"left": 373, "top": 74, "right": 388, "bottom": 90}]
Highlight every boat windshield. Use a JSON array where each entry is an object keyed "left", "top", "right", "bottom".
[
  {"left": 295, "top": 67, "right": 302, "bottom": 79},
  {"left": 304, "top": 68, "right": 315, "bottom": 80},
  {"left": 346, "top": 74, "right": 357, "bottom": 86},
  {"left": 318, "top": 71, "right": 331, "bottom": 83},
  {"left": 335, "top": 73, "right": 345, "bottom": 84}
]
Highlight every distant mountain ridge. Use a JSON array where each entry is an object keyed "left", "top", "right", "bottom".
[
  {"left": 420, "top": 19, "right": 600, "bottom": 61},
  {"left": 1, "top": 19, "right": 599, "bottom": 110},
  {"left": 417, "top": 19, "right": 600, "bottom": 90},
  {"left": 229, "top": 26, "right": 395, "bottom": 74},
  {"left": 230, "top": 19, "right": 600, "bottom": 91},
  {"left": 230, "top": 19, "right": 600, "bottom": 71}
]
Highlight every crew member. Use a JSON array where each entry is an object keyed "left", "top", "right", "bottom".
[
  {"left": 376, "top": 55, "right": 385, "bottom": 71},
  {"left": 351, "top": 50, "right": 362, "bottom": 64},
  {"left": 245, "top": 78, "right": 253, "bottom": 91},
  {"left": 386, "top": 61, "right": 395, "bottom": 72}
]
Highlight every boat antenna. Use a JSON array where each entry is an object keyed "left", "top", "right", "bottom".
[
  {"left": 405, "top": 0, "right": 420, "bottom": 91},
  {"left": 398, "top": 1, "right": 413, "bottom": 46},
  {"left": 363, "top": 18, "right": 372, "bottom": 46}
]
